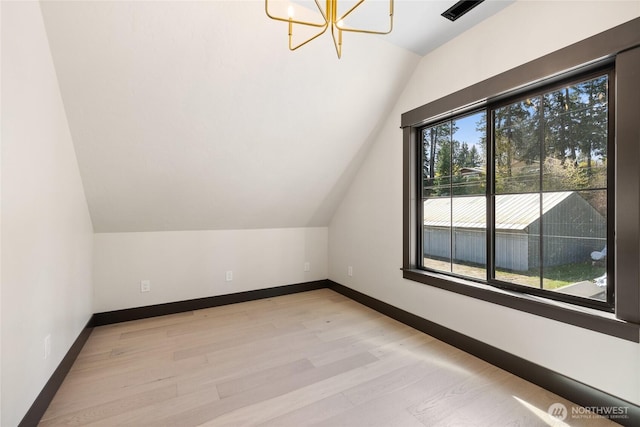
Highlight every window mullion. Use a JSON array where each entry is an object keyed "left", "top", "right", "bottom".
[
  {"left": 449, "top": 122, "right": 454, "bottom": 273},
  {"left": 487, "top": 110, "right": 495, "bottom": 283},
  {"left": 539, "top": 94, "right": 545, "bottom": 291}
]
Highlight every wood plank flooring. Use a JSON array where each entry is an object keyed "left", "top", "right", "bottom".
[{"left": 40, "top": 289, "right": 616, "bottom": 426}]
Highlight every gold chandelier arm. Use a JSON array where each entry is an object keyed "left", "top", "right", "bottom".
[
  {"left": 338, "top": 21, "right": 393, "bottom": 36},
  {"left": 315, "top": 0, "right": 329, "bottom": 22},
  {"left": 290, "top": 24, "right": 329, "bottom": 51},
  {"left": 266, "top": 0, "right": 394, "bottom": 58},
  {"left": 330, "top": 25, "right": 343, "bottom": 59},
  {"left": 336, "top": 0, "right": 366, "bottom": 22},
  {"left": 265, "top": 0, "right": 327, "bottom": 28},
  {"left": 337, "top": 0, "right": 394, "bottom": 35}
]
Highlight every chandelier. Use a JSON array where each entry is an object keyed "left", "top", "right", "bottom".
[{"left": 265, "top": 0, "right": 394, "bottom": 58}]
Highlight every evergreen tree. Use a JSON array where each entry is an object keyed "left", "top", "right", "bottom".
[
  {"left": 494, "top": 99, "right": 539, "bottom": 193},
  {"left": 469, "top": 145, "right": 481, "bottom": 167},
  {"left": 422, "top": 122, "right": 455, "bottom": 196}
]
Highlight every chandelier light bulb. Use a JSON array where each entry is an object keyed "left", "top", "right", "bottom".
[{"left": 265, "top": 0, "right": 394, "bottom": 58}]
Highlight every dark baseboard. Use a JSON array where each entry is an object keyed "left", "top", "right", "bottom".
[
  {"left": 20, "top": 280, "right": 328, "bottom": 426},
  {"left": 21, "top": 279, "right": 639, "bottom": 426},
  {"left": 18, "top": 319, "right": 94, "bottom": 427},
  {"left": 91, "top": 280, "right": 328, "bottom": 326},
  {"left": 328, "top": 280, "right": 639, "bottom": 426}
]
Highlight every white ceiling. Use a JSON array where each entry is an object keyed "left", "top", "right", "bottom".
[
  {"left": 39, "top": 0, "right": 512, "bottom": 232},
  {"left": 318, "top": 0, "right": 515, "bottom": 56}
]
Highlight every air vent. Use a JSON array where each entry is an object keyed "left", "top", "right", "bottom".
[{"left": 441, "top": 0, "right": 485, "bottom": 22}]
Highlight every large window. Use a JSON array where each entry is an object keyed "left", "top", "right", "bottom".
[
  {"left": 419, "top": 73, "right": 612, "bottom": 309},
  {"left": 402, "top": 19, "right": 640, "bottom": 341}
]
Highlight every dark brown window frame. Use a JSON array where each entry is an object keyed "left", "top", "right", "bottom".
[
  {"left": 415, "top": 69, "right": 614, "bottom": 310},
  {"left": 402, "top": 18, "right": 640, "bottom": 342}
]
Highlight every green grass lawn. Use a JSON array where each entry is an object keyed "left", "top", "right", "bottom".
[
  {"left": 424, "top": 258, "right": 606, "bottom": 290},
  {"left": 496, "top": 262, "right": 605, "bottom": 290}
]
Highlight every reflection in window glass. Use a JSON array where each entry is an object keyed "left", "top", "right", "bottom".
[
  {"left": 452, "top": 114, "right": 486, "bottom": 196},
  {"left": 494, "top": 98, "right": 540, "bottom": 194},
  {"left": 421, "top": 74, "right": 610, "bottom": 303},
  {"left": 494, "top": 193, "right": 541, "bottom": 287},
  {"left": 452, "top": 197, "right": 486, "bottom": 279},
  {"left": 423, "top": 198, "right": 451, "bottom": 271},
  {"left": 422, "top": 111, "right": 486, "bottom": 276},
  {"left": 492, "top": 74, "right": 608, "bottom": 301},
  {"left": 543, "top": 76, "right": 608, "bottom": 192},
  {"left": 542, "top": 192, "right": 607, "bottom": 301},
  {"left": 415, "top": 68, "right": 614, "bottom": 310},
  {"left": 422, "top": 122, "right": 452, "bottom": 198}
]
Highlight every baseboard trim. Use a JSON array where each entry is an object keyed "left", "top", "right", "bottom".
[
  {"left": 21, "top": 280, "right": 639, "bottom": 426},
  {"left": 20, "top": 280, "right": 328, "bottom": 425},
  {"left": 328, "top": 280, "right": 639, "bottom": 426},
  {"left": 91, "top": 280, "right": 328, "bottom": 326},
  {"left": 18, "top": 319, "right": 94, "bottom": 427}
]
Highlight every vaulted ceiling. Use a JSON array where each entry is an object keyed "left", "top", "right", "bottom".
[{"left": 40, "top": 0, "right": 512, "bottom": 232}]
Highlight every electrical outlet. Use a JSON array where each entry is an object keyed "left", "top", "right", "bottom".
[
  {"left": 140, "top": 280, "right": 151, "bottom": 292},
  {"left": 225, "top": 271, "right": 233, "bottom": 282},
  {"left": 44, "top": 334, "right": 51, "bottom": 360},
  {"left": 348, "top": 266, "right": 353, "bottom": 277},
  {"left": 304, "top": 262, "right": 310, "bottom": 272}
]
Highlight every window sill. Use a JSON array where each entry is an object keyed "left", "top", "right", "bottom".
[{"left": 402, "top": 268, "right": 639, "bottom": 342}]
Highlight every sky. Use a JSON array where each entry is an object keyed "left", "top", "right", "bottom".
[{"left": 453, "top": 111, "right": 485, "bottom": 164}]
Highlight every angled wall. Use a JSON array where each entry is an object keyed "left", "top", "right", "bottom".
[
  {"left": 1, "top": 2, "right": 94, "bottom": 426},
  {"left": 329, "top": 0, "right": 640, "bottom": 406}
]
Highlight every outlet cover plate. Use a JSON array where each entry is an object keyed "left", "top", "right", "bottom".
[{"left": 44, "top": 334, "right": 51, "bottom": 359}]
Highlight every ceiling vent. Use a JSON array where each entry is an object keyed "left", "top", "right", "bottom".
[{"left": 441, "top": 0, "right": 485, "bottom": 22}]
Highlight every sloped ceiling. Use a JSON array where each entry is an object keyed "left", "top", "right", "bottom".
[{"left": 39, "top": 0, "right": 508, "bottom": 232}]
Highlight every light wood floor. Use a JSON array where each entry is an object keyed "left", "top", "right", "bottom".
[{"left": 40, "top": 289, "right": 615, "bottom": 426}]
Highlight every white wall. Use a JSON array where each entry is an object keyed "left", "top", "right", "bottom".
[
  {"left": 1, "top": 2, "right": 94, "bottom": 426},
  {"left": 0, "top": 1, "right": 3, "bottom": 423},
  {"left": 329, "top": 1, "right": 640, "bottom": 406},
  {"left": 94, "top": 227, "right": 328, "bottom": 312},
  {"left": 39, "top": 0, "right": 420, "bottom": 234}
]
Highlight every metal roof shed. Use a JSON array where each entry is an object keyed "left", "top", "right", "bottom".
[{"left": 423, "top": 192, "right": 606, "bottom": 271}]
